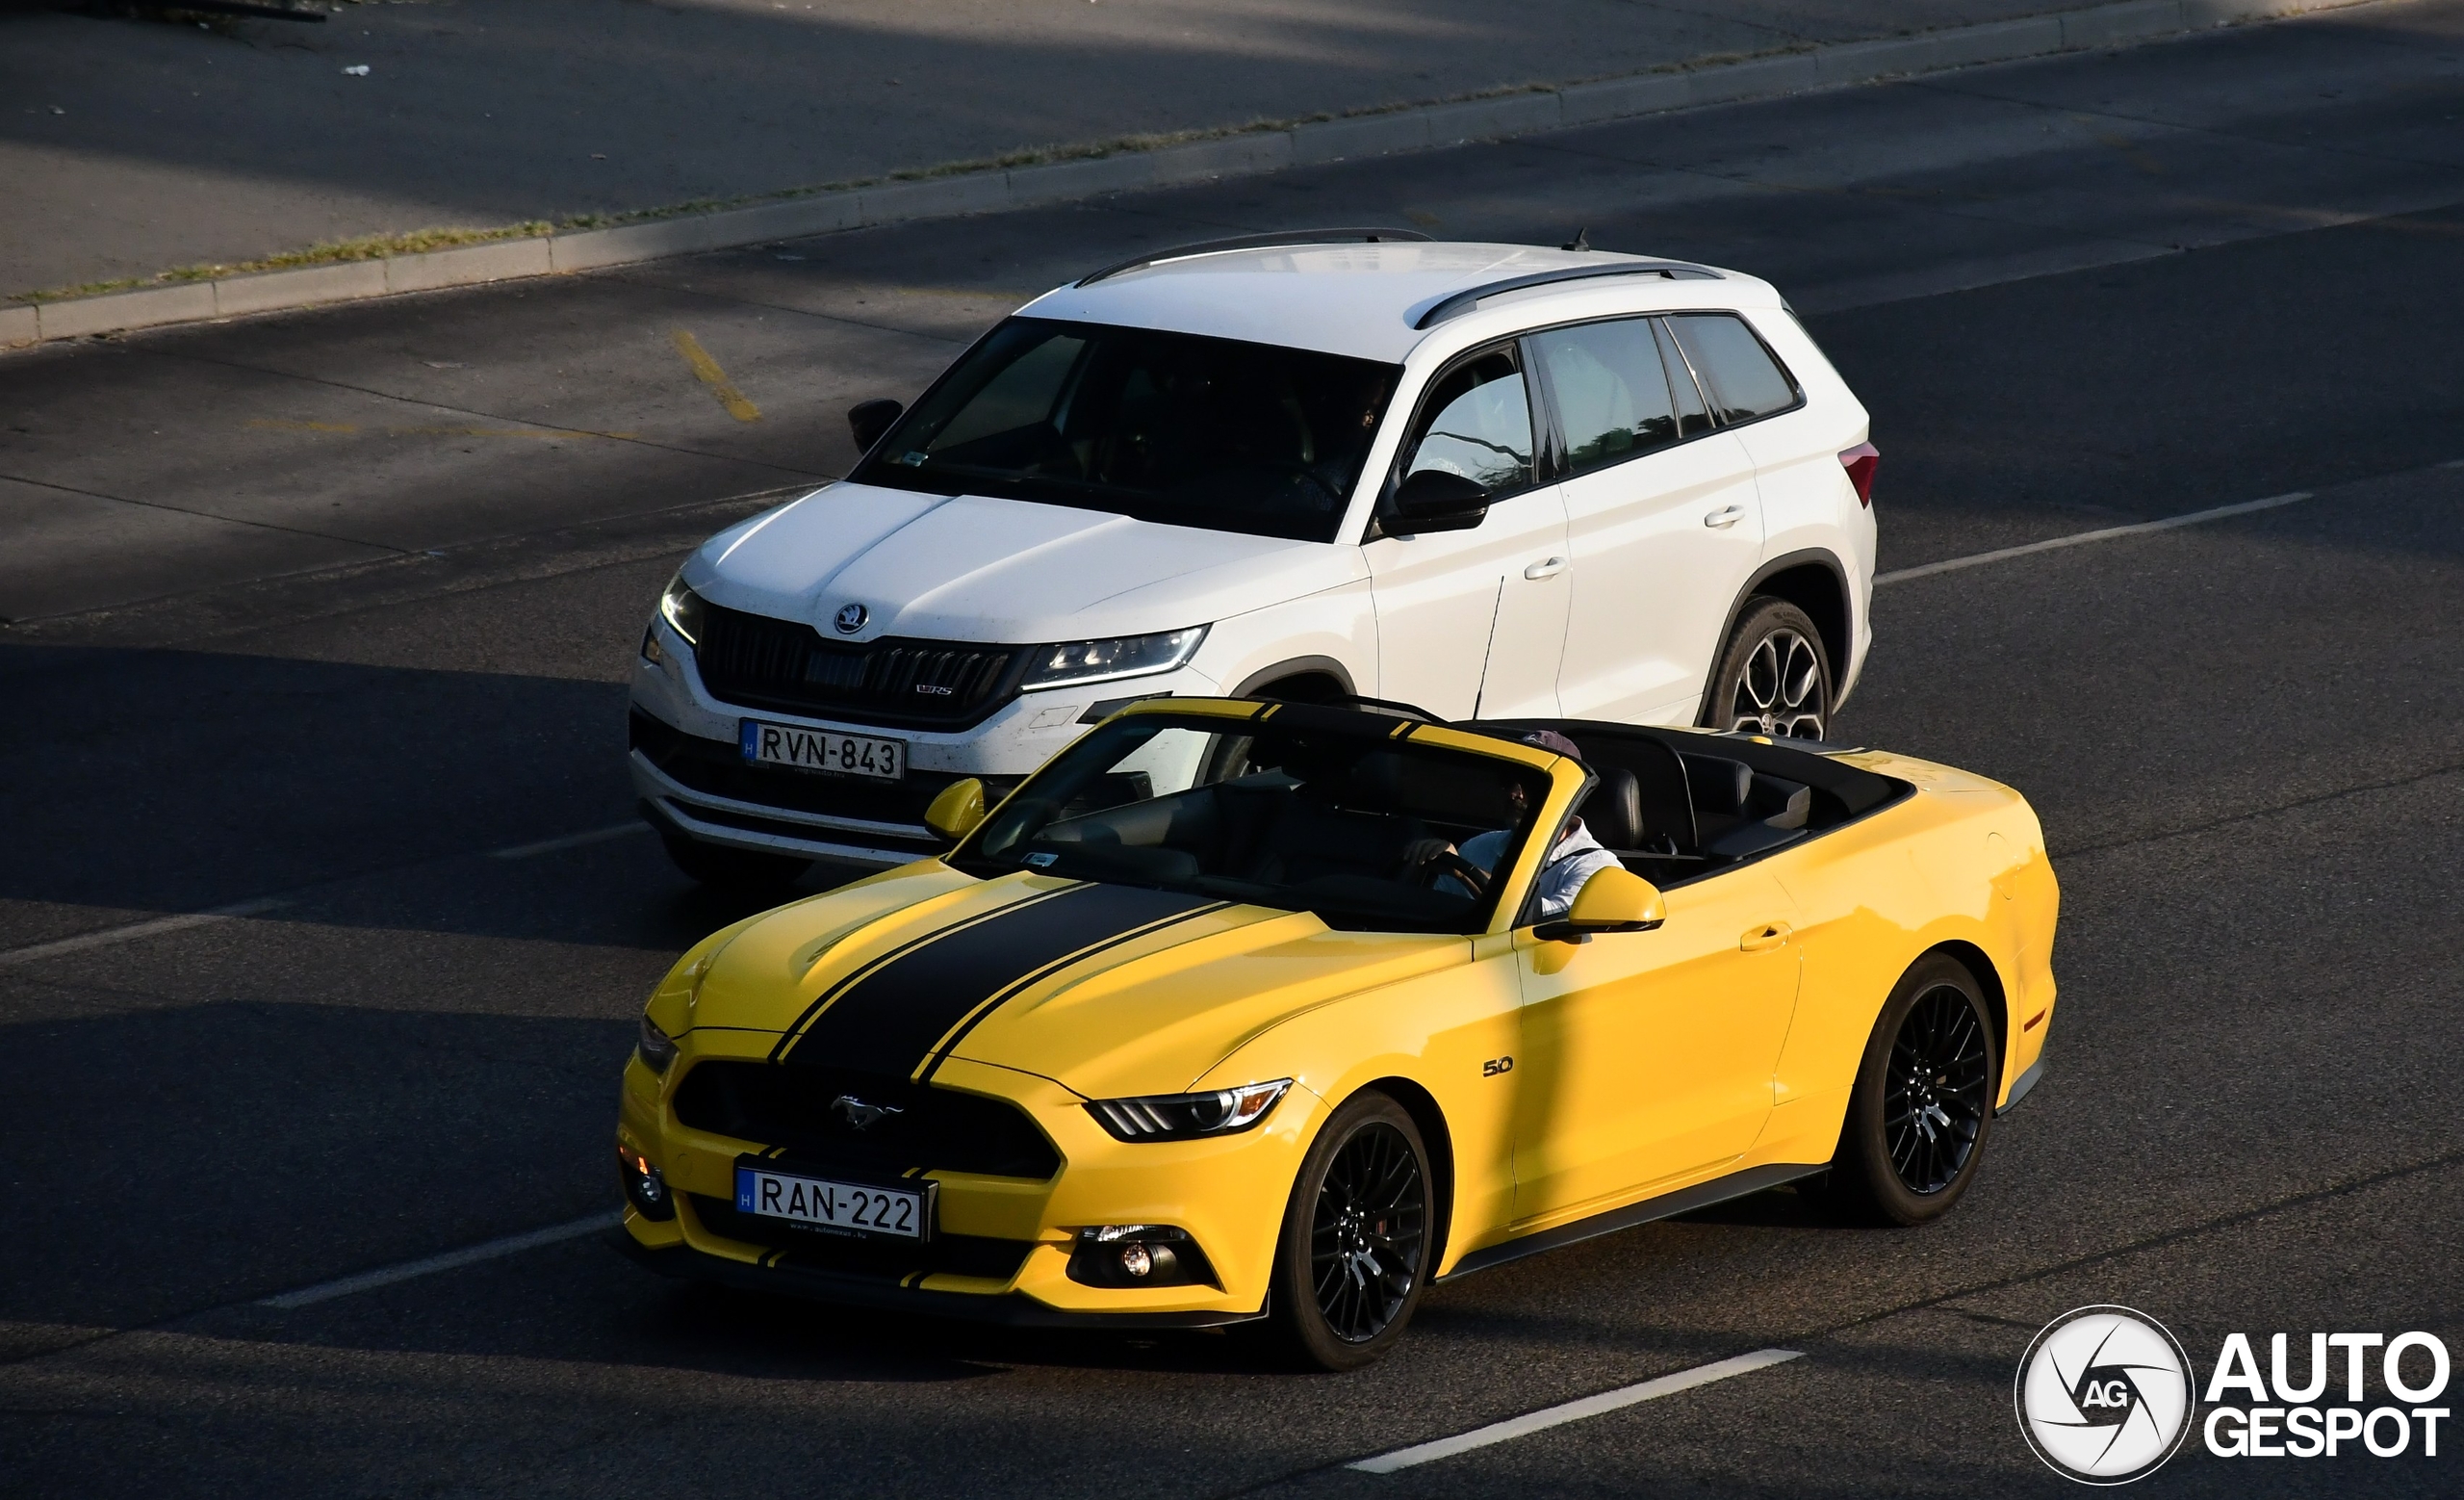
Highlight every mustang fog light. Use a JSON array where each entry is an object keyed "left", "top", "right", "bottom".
[
  {"left": 1066, "top": 1225, "right": 1218, "bottom": 1289},
  {"left": 1086, "top": 1079, "right": 1290, "bottom": 1142},
  {"left": 636, "top": 1015, "right": 680, "bottom": 1073},
  {"left": 617, "top": 1146, "right": 676, "bottom": 1222}
]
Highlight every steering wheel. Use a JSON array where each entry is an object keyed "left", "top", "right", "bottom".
[{"left": 1407, "top": 846, "right": 1489, "bottom": 899}]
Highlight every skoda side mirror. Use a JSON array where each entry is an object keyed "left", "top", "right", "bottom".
[
  {"left": 1386, "top": 469, "right": 1491, "bottom": 534},
  {"left": 848, "top": 398, "right": 905, "bottom": 453}
]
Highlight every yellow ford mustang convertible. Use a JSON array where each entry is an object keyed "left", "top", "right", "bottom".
[{"left": 614, "top": 698, "right": 2058, "bottom": 1367}]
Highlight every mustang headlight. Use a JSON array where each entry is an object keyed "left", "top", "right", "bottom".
[
  {"left": 1087, "top": 1078, "right": 1290, "bottom": 1142},
  {"left": 1019, "top": 626, "right": 1206, "bottom": 691},
  {"left": 636, "top": 1015, "right": 680, "bottom": 1073},
  {"left": 657, "top": 572, "right": 706, "bottom": 646}
]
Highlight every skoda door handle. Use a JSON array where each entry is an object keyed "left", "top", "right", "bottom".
[
  {"left": 1523, "top": 556, "right": 1568, "bottom": 581},
  {"left": 1740, "top": 920, "right": 1792, "bottom": 952},
  {"left": 1703, "top": 504, "right": 1747, "bottom": 530}
]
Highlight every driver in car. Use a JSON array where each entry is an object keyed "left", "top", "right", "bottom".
[{"left": 1413, "top": 730, "right": 1622, "bottom": 920}]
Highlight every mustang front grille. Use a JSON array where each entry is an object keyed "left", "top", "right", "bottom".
[{"left": 672, "top": 1062, "right": 1063, "bottom": 1180}]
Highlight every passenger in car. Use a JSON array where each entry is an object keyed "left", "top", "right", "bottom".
[{"left": 1419, "top": 730, "right": 1622, "bottom": 920}]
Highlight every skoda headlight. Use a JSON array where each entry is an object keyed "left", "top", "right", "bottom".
[
  {"left": 1019, "top": 626, "right": 1206, "bottom": 691},
  {"left": 657, "top": 572, "right": 706, "bottom": 646},
  {"left": 1087, "top": 1078, "right": 1290, "bottom": 1142}
]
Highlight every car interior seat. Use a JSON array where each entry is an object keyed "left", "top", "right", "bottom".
[
  {"left": 1682, "top": 752, "right": 1814, "bottom": 861},
  {"left": 1573, "top": 737, "right": 1697, "bottom": 855}
]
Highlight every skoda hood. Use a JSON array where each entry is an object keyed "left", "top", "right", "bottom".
[{"left": 681, "top": 481, "right": 1361, "bottom": 646}]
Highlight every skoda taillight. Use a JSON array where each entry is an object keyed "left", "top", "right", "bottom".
[{"left": 1839, "top": 442, "right": 1880, "bottom": 507}]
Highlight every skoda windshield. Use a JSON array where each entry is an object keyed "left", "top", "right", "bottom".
[
  {"left": 951, "top": 711, "right": 1550, "bottom": 935},
  {"left": 851, "top": 318, "right": 1401, "bottom": 543}
]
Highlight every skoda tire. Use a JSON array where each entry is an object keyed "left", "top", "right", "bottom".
[
  {"left": 1823, "top": 953, "right": 1998, "bottom": 1227},
  {"left": 1707, "top": 597, "right": 1832, "bottom": 739},
  {"left": 1263, "top": 1091, "right": 1432, "bottom": 1371}
]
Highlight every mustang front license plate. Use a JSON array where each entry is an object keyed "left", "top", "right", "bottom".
[
  {"left": 739, "top": 719, "right": 905, "bottom": 781},
  {"left": 734, "top": 1165, "right": 930, "bottom": 1239}
]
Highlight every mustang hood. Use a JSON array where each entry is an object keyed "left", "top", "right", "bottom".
[
  {"left": 688, "top": 481, "right": 1360, "bottom": 646},
  {"left": 680, "top": 868, "right": 1465, "bottom": 1099}
]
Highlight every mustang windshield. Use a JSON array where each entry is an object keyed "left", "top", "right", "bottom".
[
  {"left": 952, "top": 712, "right": 1550, "bottom": 934},
  {"left": 852, "top": 318, "right": 1401, "bottom": 543}
]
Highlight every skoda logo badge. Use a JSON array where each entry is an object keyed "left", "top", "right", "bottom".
[
  {"left": 2015, "top": 1306, "right": 2194, "bottom": 1485},
  {"left": 833, "top": 602, "right": 867, "bottom": 634}
]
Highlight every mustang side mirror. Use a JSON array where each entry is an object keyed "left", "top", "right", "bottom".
[
  {"left": 1384, "top": 469, "right": 1490, "bottom": 534},
  {"left": 848, "top": 398, "right": 905, "bottom": 453},
  {"left": 924, "top": 777, "right": 987, "bottom": 844},
  {"left": 1533, "top": 867, "right": 1666, "bottom": 942}
]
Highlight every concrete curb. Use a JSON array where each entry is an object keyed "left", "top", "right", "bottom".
[{"left": 0, "top": 0, "right": 2379, "bottom": 349}]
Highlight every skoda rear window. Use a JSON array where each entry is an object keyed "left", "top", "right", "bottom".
[{"left": 853, "top": 318, "right": 1401, "bottom": 544}]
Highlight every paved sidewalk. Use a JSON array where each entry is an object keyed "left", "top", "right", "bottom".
[{"left": 0, "top": 0, "right": 2295, "bottom": 299}]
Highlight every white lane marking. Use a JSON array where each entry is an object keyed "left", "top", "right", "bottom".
[
  {"left": 488, "top": 822, "right": 653, "bottom": 859},
  {"left": 1874, "top": 490, "right": 2314, "bottom": 586},
  {"left": 259, "top": 1212, "right": 620, "bottom": 1309},
  {"left": 1348, "top": 1348, "right": 1804, "bottom": 1474},
  {"left": 0, "top": 822, "right": 654, "bottom": 966},
  {"left": 0, "top": 896, "right": 292, "bottom": 968}
]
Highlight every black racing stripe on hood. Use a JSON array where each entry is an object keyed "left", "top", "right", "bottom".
[
  {"left": 765, "top": 883, "right": 1084, "bottom": 1062},
  {"left": 780, "top": 883, "right": 1225, "bottom": 1077}
]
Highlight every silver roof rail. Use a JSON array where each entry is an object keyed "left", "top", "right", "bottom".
[
  {"left": 1413, "top": 261, "right": 1722, "bottom": 329},
  {"left": 1075, "top": 228, "right": 1433, "bottom": 287}
]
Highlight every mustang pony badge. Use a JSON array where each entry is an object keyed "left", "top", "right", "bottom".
[{"left": 831, "top": 1095, "right": 903, "bottom": 1132}]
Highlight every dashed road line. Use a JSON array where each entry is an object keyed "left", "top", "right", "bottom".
[
  {"left": 0, "top": 896, "right": 293, "bottom": 968},
  {"left": 489, "top": 822, "right": 653, "bottom": 859},
  {"left": 1347, "top": 1349, "right": 1804, "bottom": 1473},
  {"left": 1874, "top": 489, "right": 2315, "bottom": 586},
  {"left": 0, "top": 820, "right": 651, "bottom": 965},
  {"left": 258, "top": 1213, "right": 619, "bottom": 1309}
]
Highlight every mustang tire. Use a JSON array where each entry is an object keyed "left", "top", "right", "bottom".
[
  {"left": 1262, "top": 1091, "right": 1432, "bottom": 1371},
  {"left": 1707, "top": 597, "right": 1832, "bottom": 739},
  {"left": 1823, "top": 952, "right": 1999, "bottom": 1227},
  {"left": 658, "top": 830, "right": 809, "bottom": 892}
]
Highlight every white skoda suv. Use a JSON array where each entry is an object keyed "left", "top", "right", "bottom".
[{"left": 630, "top": 232, "right": 1880, "bottom": 884}]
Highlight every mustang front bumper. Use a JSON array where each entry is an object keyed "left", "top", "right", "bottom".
[{"left": 614, "top": 1049, "right": 1313, "bottom": 1325}]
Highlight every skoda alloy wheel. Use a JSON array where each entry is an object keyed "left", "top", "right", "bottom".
[{"left": 1708, "top": 598, "right": 1832, "bottom": 739}]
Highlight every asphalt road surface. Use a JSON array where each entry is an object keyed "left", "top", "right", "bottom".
[{"left": 4, "top": 4, "right": 2461, "bottom": 1495}]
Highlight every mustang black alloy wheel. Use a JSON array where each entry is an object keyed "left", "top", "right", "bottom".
[
  {"left": 1263, "top": 1091, "right": 1431, "bottom": 1370},
  {"left": 1707, "top": 597, "right": 1832, "bottom": 739},
  {"left": 1823, "top": 952, "right": 1999, "bottom": 1226},
  {"left": 1886, "top": 982, "right": 1993, "bottom": 1194}
]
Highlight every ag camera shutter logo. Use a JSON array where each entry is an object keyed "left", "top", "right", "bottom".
[{"left": 2015, "top": 1306, "right": 2195, "bottom": 1485}]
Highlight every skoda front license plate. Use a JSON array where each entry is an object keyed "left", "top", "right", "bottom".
[
  {"left": 735, "top": 1166, "right": 927, "bottom": 1239},
  {"left": 740, "top": 720, "right": 904, "bottom": 781}
]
